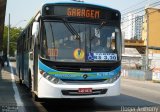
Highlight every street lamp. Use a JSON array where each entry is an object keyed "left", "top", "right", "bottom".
[
  {"left": 7, "top": 14, "right": 26, "bottom": 58},
  {"left": 13, "top": 19, "right": 27, "bottom": 28},
  {"left": 7, "top": 14, "right": 10, "bottom": 58}
]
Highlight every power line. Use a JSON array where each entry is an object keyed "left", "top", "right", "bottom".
[
  {"left": 121, "top": 1, "right": 160, "bottom": 20},
  {"left": 121, "top": 0, "right": 160, "bottom": 13},
  {"left": 122, "top": 13, "right": 144, "bottom": 24},
  {"left": 122, "top": 1, "right": 160, "bottom": 16},
  {"left": 121, "top": 9, "right": 160, "bottom": 30},
  {"left": 121, "top": 0, "right": 147, "bottom": 13},
  {"left": 122, "top": 2, "right": 160, "bottom": 22},
  {"left": 121, "top": 0, "right": 160, "bottom": 31},
  {"left": 122, "top": 0, "right": 160, "bottom": 15},
  {"left": 122, "top": 5, "right": 160, "bottom": 40},
  {"left": 121, "top": 10, "right": 145, "bottom": 23},
  {"left": 121, "top": 15, "right": 144, "bottom": 30},
  {"left": 121, "top": 8, "right": 160, "bottom": 26}
]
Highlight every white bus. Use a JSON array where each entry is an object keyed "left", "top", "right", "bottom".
[{"left": 16, "top": 1, "right": 122, "bottom": 101}]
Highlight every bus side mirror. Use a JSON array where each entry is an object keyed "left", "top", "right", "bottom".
[
  {"left": 32, "top": 22, "right": 39, "bottom": 37},
  {"left": 29, "top": 51, "right": 33, "bottom": 60}
]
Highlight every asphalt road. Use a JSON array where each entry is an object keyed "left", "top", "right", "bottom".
[{"left": 1, "top": 62, "right": 160, "bottom": 112}]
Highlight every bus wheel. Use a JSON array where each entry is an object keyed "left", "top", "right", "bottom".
[
  {"left": 19, "top": 69, "right": 22, "bottom": 85},
  {"left": 28, "top": 70, "right": 32, "bottom": 90},
  {"left": 19, "top": 79, "right": 23, "bottom": 85},
  {"left": 32, "top": 92, "right": 39, "bottom": 101}
]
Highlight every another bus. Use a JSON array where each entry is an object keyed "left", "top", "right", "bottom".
[{"left": 16, "top": 1, "right": 122, "bottom": 100}]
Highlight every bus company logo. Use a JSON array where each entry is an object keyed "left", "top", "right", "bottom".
[
  {"left": 73, "top": 48, "right": 85, "bottom": 61},
  {"left": 83, "top": 74, "right": 88, "bottom": 79}
]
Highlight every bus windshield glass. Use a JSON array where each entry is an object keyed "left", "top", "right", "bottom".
[{"left": 41, "top": 21, "right": 121, "bottom": 62}]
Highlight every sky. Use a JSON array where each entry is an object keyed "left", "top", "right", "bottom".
[{"left": 5, "top": 0, "right": 150, "bottom": 28}]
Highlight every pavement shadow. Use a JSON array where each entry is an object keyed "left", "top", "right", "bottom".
[
  {"left": 0, "top": 65, "right": 10, "bottom": 72},
  {"left": 0, "top": 63, "right": 42, "bottom": 112},
  {"left": 0, "top": 64, "right": 12, "bottom": 81},
  {"left": 2, "top": 64, "right": 16, "bottom": 75},
  {"left": 0, "top": 64, "right": 18, "bottom": 110},
  {"left": 40, "top": 94, "right": 160, "bottom": 112}
]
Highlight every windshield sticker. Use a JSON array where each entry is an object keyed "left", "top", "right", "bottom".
[
  {"left": 73, "top": 48, "right": 85, "bottom": 61},
  {"left": 88, "top": 53, "right": 117, "bottom": 61},
  {"left": 47, "top": 48, "right": 58, "bottom": 57},
  {"left": 88, "top": 53, "right": 94, "bottom": 61}
]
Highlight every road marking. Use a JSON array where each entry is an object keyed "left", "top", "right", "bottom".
[{"left": 10, "top": 62, "right": 26, "bottom": 112}]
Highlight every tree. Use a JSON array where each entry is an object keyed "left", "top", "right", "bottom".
[{"left": 3, "top": 26, "right": 22, "bottom": 56}]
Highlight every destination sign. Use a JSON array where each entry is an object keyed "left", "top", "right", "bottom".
[
  {"left": 67, "top": 8, "right": 100, "bottom": 19},
  {"left": 43, "top": 5, "right": 101, "bottom": 19},
  {"left": 42, "top": 4, "right": 120, "bottom": 20}
]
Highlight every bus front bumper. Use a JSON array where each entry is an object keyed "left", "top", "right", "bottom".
[{"left": 37, "top": 77, "right": 121, "bottom": 99}]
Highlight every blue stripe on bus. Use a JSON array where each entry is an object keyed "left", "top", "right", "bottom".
[{"left": 39, "top": 60, "right": 121, "bottom": 80}]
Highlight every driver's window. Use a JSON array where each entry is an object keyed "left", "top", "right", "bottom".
[{"left": 111, "top": 32, "right": 116, "bottom": 50}]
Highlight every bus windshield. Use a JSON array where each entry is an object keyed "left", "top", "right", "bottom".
[{"left": 41, "top": 20, "right": 121, "bottom": 62}]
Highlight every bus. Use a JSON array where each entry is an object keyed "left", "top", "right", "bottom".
[{"left": 16, "top": 1, "right": 122, "bottom": 100}]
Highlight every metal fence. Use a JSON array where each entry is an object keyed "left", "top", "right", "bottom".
[
  {"left": 122, "top": 54, "right": 160, "bottom": 70},
  {"left": 122, "top": 56, "right": 144, "bottom": 70}
]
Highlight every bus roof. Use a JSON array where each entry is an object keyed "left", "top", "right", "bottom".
[
  {"left": 21, "top": 0, "right": 120, "bottom": 35},
  {"left": 41, "top": 0, "right": 119, "bottom": 12}
]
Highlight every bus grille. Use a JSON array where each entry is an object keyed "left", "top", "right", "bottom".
[
  {"left": 61, "top": 89, "right": 107, "bottom": 96},
  {"left": 61, "top": 79, "right": 106, "bottom": 83},
  {"left": 54, "top": 66, "right": 113, "bottom": 72}
]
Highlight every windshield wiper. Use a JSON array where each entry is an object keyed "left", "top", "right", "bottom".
[
  {"left": 89, "top": 21, "right": 106, "bottom": 52},
  {"left": 62, "top": 19, "right": 81, "bottom": 49},
  {"left": 98, "top": 21, "right": 106, "bottom": 29},
  {"left": 90, "top": 21, "right": 106, "bottom": 41}
]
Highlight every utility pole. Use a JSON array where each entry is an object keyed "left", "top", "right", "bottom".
[
  {"left": 145, "top": 0, "right": 150, "bottom": 71},
  {"left": 146, "top": 9, "right": 149, "bottom": 71},
  {"left": 7, "top": 13, "right": 10, "bottom": 59}
]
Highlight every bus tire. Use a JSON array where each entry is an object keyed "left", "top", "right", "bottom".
[
  {"left": 32, "top": 92, "right": 39, "bottom": 101},
  {"left": 28, "top": 69, "right": 32, "bottom": 91},
  {"left": 19, "top": 68, "right": 22, "bottom": 85},
  {"left": 19, "top": 79, "right": 23, "bottom": 85}
]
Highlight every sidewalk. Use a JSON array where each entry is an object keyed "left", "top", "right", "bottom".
[{"left": 0, "top": 65, "right": 18, "bottom": 111}]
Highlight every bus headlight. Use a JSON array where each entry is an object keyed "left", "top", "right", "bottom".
[
  {"left": 50, "top": 78, "right": 60, "bottom": 84},
  {"left": 105, "top": 73, "right": 121, "bottom": 83},
  {"left": 40, "top": 71, "right": 62, "bottom": 84}
]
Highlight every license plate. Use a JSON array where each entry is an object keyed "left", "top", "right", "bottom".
[{"left": 78, "top": 88, "right": 92, "bottom": 94}]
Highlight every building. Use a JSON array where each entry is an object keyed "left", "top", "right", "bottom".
[
  {"left": 134, "top": 16, "right": 143, "bottom": 40},
  {"left": 121, "top": 13, "right": 144, "bottom": 40},
  {"left": 142, "top": 8, "right": 160, "bottom": 54},
  {"left": 121, "top": 13, "right": 135, "bottom": 40}
]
